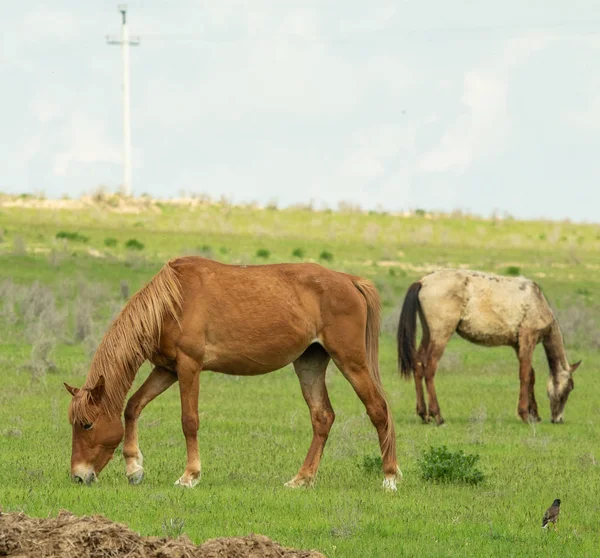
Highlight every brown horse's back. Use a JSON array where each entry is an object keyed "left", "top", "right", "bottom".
[{"left": 158, "top": 257, "right": 367, "bottom": 375}]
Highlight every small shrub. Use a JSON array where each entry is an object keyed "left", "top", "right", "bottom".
[
  {"left": 362, "top": 455, "right": 383, "bottom": 475},
  {"left": 219, "top": 247, "right": 229, "bottom": 255},
  {"left": 125, "top": 238, "right": 144, "bottom": 251},
  {"left": 504, "top": 266, "right": 521, "bottom": 277},
  {"left": 162, "top": 517, "right": 185, "bottom": 538},
  {"left": 415, "top": 208, "right": 426, "bottom": 217},
  {"left": 418, "top": 445, "right": 484, "bottom": 485},
  {"left": 104, "top": 237, "right": 118, "bottom": 247},
  {"left": 56, "top": 231, "right": 89, "bottom": 243},
  {"left": 319, "top": 250, "right": 333, "bottom": 262},
  {"left": 197, "top": 244, "right": 213, "bottom": 258},
  {"left": 256, "top": 248, "right": 270, "bottom": 259},
  {"left": 292, "top": 248, "right": 305, "bottom": 258},
  {"left": 539, "top": 233, "right": 547, "bottom": 241}
]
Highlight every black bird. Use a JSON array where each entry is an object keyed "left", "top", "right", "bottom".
[{"left": 542, "top": 499, "right": 561, "bottom": 530}]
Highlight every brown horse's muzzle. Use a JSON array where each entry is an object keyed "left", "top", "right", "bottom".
[{"left": 71, "top": 465, "right": 97, "bottom": 485}]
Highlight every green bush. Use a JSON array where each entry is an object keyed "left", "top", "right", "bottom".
[
  {"left": 292, "top": 248, "right": 305, "bottom": 258},
  {"left": 125, "top": 238, "right": 144, "bottom": 251},
  {"left": 104, "top": 237, "right": 118, "bottom": 247},
  {"left": 418, "top": 445, "right": 484, "bottom": 485},
  {"left": 319, "top": 250, "right": 333, "bottom": 262},
  {"left": 56, "top": 231, "right": 89, "bottom": 243},
  {"left": 361, "top": 455, "right": 383, "bottom": 475},
  {"left": 256, "top": 248, "right": 270, "bottom": 259},
  {"left": 504, "top": 266, "right": 521, "bottom": 277}
]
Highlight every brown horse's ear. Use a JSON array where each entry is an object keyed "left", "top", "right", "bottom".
[
  {"left": 87, "top": 375, "right": 105, "bottom": 403},
  {"left": 570, "top": 361, "right": 582, "bottom": 373},
  {"left": 64, "top": 383, "right": 79, "bottom": 397}
]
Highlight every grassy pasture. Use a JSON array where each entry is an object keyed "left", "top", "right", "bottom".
[{"left": 1, "top": 198, "right": 599, "bottom": 557}]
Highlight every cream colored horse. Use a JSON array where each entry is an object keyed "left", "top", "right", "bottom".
[{"left": 397, "top": 269, "right": 581, "bottom": 425}]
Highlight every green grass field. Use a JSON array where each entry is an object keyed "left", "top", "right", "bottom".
[{"left": 1, "top": 196, "right": 599, "bottom": 557}]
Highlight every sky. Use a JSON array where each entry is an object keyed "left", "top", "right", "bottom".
[{"left": 2, "top": 1, "right": 600, "bottom": 222}]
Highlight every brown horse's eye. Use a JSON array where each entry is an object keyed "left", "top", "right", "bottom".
[{"left": 83, "top": 423, "right": 93, "bottom": 431}]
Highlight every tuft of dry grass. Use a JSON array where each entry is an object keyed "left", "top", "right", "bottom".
[
  {"left": 12, "top": 235, "right": 26, "bottom": 255},
  {"left": 120, "top": 280, "right": 130, "bottom": 300},
  {"left": 27, "top": 336, "right": 57, "bottom": 379},
  {"left": 467, "top": 406, "right": 487, "bottom": 445},
  {"left": 556, "top": 302, "right": 600, "bottom": 350},
  {"left": 74, "top": 298, "right": 93, "bottom": 343}
]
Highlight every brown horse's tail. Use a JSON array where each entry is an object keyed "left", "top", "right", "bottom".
[
  {"left": 353, "top": 279, "right": 396, "bottom": 457},
  {"left": 397, "top": 281, "right": 423, "bottom": 379}
]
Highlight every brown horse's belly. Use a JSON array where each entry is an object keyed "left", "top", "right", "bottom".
[{"left": 202, "top": 339, "right": 312, "bottom": 376}]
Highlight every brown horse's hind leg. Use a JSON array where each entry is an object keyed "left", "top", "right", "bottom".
[
  {"left": 285, "top": 345, "right": 333, "bottom": 489},
  {"left": 174, "top": 350, "right": 203, "bottom": 487},
  {"left": 323, "top": 337, "right": 398, "bottom": 488},
  {"left": 123, "top": 366, "right": 177, "bottom": 484}
]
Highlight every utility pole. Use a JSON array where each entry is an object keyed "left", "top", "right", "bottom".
[{"left": 106, "top": 5, "right": 139, "bottom": 197}]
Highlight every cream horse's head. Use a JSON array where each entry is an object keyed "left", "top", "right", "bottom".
[{"left": 547, "top": 361, "right": 581, "bottom": 423}]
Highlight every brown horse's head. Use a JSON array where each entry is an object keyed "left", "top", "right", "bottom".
[
  {"left": 64, "top": 376, "right": 124, "bottom": 484},
  {"left": 547, "top": 361, "right": 581, "bottom": 423}
]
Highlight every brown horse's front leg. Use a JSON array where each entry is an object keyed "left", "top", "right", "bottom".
[
  {"left": 123, "top": 367, "right": 177, "bottom": 484},
  {"left": 174, "top": 351, "right": 202, "bottom": 488}
]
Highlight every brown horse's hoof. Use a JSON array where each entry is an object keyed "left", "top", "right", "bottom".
[{"left": 127, "top": 468, "right": 144, "bottom": 485}]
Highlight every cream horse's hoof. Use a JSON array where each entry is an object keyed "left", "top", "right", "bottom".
[
  {"left": 383, "top": 466, "right": 403, "bottom": 492},
  {"left": 175, "top": 473, "right": 200, "bottom": 488}
]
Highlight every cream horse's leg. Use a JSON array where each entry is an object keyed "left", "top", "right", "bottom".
[
  {"left": 123, "top": 366, "right": 177, "bottom": 484},
  {"left": 516, "top": 331, "right": 536, "bottom": 422}
]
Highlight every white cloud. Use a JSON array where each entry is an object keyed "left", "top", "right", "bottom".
[
  {"left": 418, "top": 72, "right": 508, "bottom": 173},
  {"left": 53, "top": 112, "right": 120, "bottom": 176},
  {"left": 417, "top": 33, "right": 552, "bottom": 175}
]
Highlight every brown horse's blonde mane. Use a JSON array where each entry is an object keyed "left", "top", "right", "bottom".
[{"left": 69, "top": 261, "right": 183, "bottom": 425}]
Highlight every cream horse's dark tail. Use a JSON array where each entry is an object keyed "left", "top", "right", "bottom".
[{"left": 397, "top": 282, "right": 423, "bottom": 379}]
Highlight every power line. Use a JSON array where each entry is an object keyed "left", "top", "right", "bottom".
[{"left": 139, "top": 20, "right": 600, "bottom": 44}]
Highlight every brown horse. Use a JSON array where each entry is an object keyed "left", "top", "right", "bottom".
[
  {"left": 397, "top": 269, "right": 581, "bottom": 425},
  {"left": 64, "top": 257, "right": 400, "bottom": 490}
]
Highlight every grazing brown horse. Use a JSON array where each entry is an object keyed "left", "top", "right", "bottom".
[
  {"left": 397, "top": 269, "right": 581, "bottom": 425},
  {"left": 64, "top": 257, "right": 400, "bottom": 490}
]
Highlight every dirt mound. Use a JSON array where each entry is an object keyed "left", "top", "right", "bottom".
[{"left": 0, "top": 510, "right": 326, "bottom": 558}]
